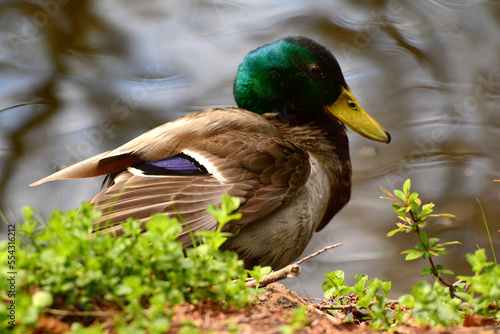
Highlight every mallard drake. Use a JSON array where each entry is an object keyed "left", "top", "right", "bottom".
[{"left": 32, "top": 36, "right": 390, "bottom": 270}]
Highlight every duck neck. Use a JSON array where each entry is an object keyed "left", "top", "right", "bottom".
[{"left": 264, "top": 112, "right": 352, "bottom": 231}]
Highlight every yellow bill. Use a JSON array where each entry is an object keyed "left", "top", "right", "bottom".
[{"left": 326, "top": 86, "right": 390, "bottom": 143}]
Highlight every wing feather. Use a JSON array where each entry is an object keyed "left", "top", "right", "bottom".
[
  {"left": 30, "top": 108, "right": 280, "bottom": 186},
  {"left": 31, "top": 108, "right": 311, "bottom": 243}
]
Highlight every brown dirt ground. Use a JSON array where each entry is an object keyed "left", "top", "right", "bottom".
[
  {"left": 34, "top": 283, "right": 499, "bottom": 333},
  {"left": 166, "top": 283, "right": 499, "bottom": 334}
]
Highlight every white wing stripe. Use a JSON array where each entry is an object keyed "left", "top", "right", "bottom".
[{"left": 182, "top": 149, "right": 228, "bottom": 182}]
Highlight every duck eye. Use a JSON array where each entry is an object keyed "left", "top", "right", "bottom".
[
  {"left": 348, "top": 100, "right": 358, "bottom": 110},
  {"left": 309, "top": 65, "right": 323, "bottom": 78}
]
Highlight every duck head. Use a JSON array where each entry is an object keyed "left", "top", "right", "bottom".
[{"left": 234, "top": 36, "right": 390, "bottom": 143}]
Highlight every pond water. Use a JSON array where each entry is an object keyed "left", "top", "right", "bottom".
[{"left": 1, "top": 0, "right": 499, "bottom": 299}]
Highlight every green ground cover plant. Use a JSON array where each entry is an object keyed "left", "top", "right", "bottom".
[
  {"left": 0, "top": 195, "right": 263, "bottom": 333},
  {"left": 321, "top": 179, "right": 500, "bottom": 330}
]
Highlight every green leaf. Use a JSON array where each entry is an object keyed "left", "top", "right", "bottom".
[
  {"left": 32, "top": 291, "right": 53, "bottom": 309},
  {"left": 221, "top": 194, "right": 241, "bottom": 214},
  {"left": 247, "top": 265, "right": 271, "bottom": 288},
  {"left": 394, "top": 189, "right": 406, "bottom": 201},
  {"left": 421, "top": 268, "right": 433, "bottom": 276},
  {"left": 422, "top": 203, "right": 435, "bottom": 211},
  {"left": 380, "top": 186, "right": 397, "bottom": 201},
  {"left": 21, "top": 205, "right": 35, "bottom": 220},
  {"left": 420, "top": 209, "right": 432, "bottom": 217},
  {"left": 431, "top": 248, "right": 447, "bottom": 255},
  {"left": 419, "top": 231, "right": 428, "bottom": 246},
  {"left": 440, "top": 241, "right": 461, "bottom": 246},
  {"left": 226, "top": 213, "right": 243, "bottom": 221},
  {"left": 145, "top": 214, "right": 182, "bottom": 239},
  {"left": 415, "top": 243, "right": 426, "bottom": 251},
  {"left": 401, "top": 249, "right": 419, "bottom": 254},
  {"left": 386, "top": 227, "right": 405, "bottom": 237},
  {"left": 206, "top": 195, "right": 243, "bottom": 229},
  {"left": 356, "top": 294, "right": 373, "bottom": 309},
  {"left": 431, "top": 213, "right": 455, "bottom": 217},
  {"left": 404, "top": 251, "right": 424, "bottom": 260},
  {"left": 428, "top": 237, "right": 440, "bottom": 246},
  {"left": 465, "top": 249, "right": 494, "bottom": 274},
  {"left": 392, "top": 203, "right": 405, "bottom": 212},
  {"left": 398, "top": 294, "right": 415, "bottom": 308},
  {"left": 324, "top": 270, "right": 346, "bottom": 285},
  {"left": 439, "top": 269, "right": 455, "bottom": 275},
  {"left": 322, "top": 270, "right": 354, "bottom": 298},
  {"left": 381, "top": 281, "right": 392, "bottom": 297},
  {"left": 408, "top": 192, "right": 419, "bottom": 202},
  {"left": 403, "top": 179, "right": 411, "bottom": 195}
]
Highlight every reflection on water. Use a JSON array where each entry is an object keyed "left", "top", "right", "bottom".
[{"left": 1, "top": 0, "right": 499, "bottom": 297}]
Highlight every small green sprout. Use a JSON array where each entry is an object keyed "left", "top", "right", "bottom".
[{"left": 381, "top": 179, "right": 459, "bottom": 292}]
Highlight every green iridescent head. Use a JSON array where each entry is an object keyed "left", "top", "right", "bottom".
[
  {"left": 234, "top": 36, "right": 346, "bottom": 114},
  {"left": 234, "top": 36, "right": 390, "bottom": 143}
]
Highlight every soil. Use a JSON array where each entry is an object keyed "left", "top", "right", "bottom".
[
  {"left": 34, "top": 282, "right": 499, "bottom": 334},
  {"left": 165, "top": 283, "right": 499, "bottom": 334}
]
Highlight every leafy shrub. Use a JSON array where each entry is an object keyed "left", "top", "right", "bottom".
[{"left": 0, "top": 195, "right": 260, "bottom": 333}]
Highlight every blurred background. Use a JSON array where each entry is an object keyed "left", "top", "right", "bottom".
[{"left": 1, "top": 0, "right": 499, "bottom": 299}]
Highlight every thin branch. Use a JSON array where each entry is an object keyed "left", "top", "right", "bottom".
[
  {"left": 316, "top": 302, "right": 357, "bottom": 311},
  {"left": 44, "top": 308, "right": 115, "bottom": 317},
  {"left": 314, "top": 299, "right": 399, "bottom": 311},
  {"left": 246, "top": 243, "right": 343, "bottom": 287},
  {"left": 409, "top": 210, "right": 455, "bottom": 297},
  {"left": 296, "top": 243, "right": 343, "bottom": 265},
  {"left": 246, "top": 264, "right": 301, "bottom": 287}
]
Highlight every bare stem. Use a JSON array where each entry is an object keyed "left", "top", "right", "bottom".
[{"left": 245, "top": 243, "right": 342, "bottom": 288}]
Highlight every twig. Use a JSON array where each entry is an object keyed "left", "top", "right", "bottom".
[
  {"left": 245, "top": 243, "right": 343, "bottom": 287},
  {"left": 315, "top": 299, "right": 399, "bottom": 311},
  {"left": 246, "top": 264, "right": 301, "bottom": 287},
  {"left": 44, "top": 308, "right": 115, "bottom": 317},
  {"left": 296, "top": 243, "right": 343, "bottom": 265},
  {"left": 304, "top": 297, "right": 326, "bottom": 303},
  {"left": 315, "top": 303, "right": 358, "bottom": 311}
]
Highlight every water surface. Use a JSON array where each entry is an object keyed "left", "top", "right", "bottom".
[{"left": 1, "top": 0, "right": 499, "bottom": 298}]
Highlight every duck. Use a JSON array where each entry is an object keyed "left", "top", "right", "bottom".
[{"left": 31, "top": 36, "right": 390, "bottom": 270}]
